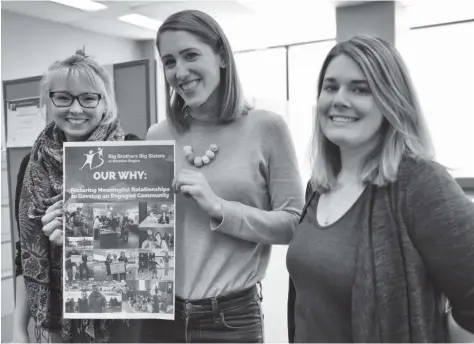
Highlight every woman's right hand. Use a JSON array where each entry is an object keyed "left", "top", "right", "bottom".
[{"left": 41, "top": 194, "right": 64, "bottom": 246}]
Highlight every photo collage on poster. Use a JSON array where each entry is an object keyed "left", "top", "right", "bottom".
[{"left": 63, "top": 141, "right": 175, "bottom": 319}]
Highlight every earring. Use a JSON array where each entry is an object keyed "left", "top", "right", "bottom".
[{"left": 182, "top": 104, "right": 189, "bottom": 118}]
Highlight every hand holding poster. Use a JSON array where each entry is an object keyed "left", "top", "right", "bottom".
[{"left": 63, "top": 141, "right": 176, "bottom": 320}]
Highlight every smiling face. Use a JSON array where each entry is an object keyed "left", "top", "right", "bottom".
[
  {"left": 48, "top": 73, "right": 105, "bottom": 142},
  {"left": 159, "top": 30, "right": 223, "bottom": 109},
  {"left": 155, "top": 233, "right": 162, "bottom": 242},
  {"left": 318, "top": 54, "right": 384, "bottom": 151}
]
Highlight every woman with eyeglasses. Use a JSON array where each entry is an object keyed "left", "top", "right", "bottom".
[
  {"left": 14, "top": 50, "right": 141, "bottom": 343},
  {"left": 143, "top": 9, "right": 303, "bottom": 343},
  {"left": 286, "top": 36, "right": 474, "bottom": 343}
]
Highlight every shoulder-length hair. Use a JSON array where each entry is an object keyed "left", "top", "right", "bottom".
[
  {"left": 310, "top": 35, "right": 435, "bottom": 193},
  {"left": 39, "top": 50, "right": 117, "bottom": 124},
  {"left": 156, "top": 9, "right": 251, "bottom": 132}
]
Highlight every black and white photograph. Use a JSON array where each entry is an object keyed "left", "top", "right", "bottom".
[
  {"left": 65, "top": 249, "right": 94, "bottom": 281},
  {"left": 92, "top": 202, "right": 141, "bottom": 249},
  {"left": 62, "top": 142, "right": 175, "bottom": 321},
  {"left": 91, "top": 249, "right": 139, "bottom": 281},
  {"left": 138, "top": 228, "right": 174, "bottom": 251},
  {"left": 65, "top": 237, "right": 94, "bottom": 250},
  {"left": 64, "top": 203, "right": 94, "bottom": 237},
  {"left": 139, "top": 201, "right": 175, "bottom": 227},
  {"left": 137, "top": 250, "right": 174, "bottom": 280},
  {"left": 64, "top": 281, "right": 123, "bottom": 315},
  {"left": 138, "top": 201, "right": 175, "bottom": 250},
  {"left": 5, "top": 1, "right": 474, "bottom": 343},
  {"left": 122, "top": 280, "right": 174, "bottom": 315}
]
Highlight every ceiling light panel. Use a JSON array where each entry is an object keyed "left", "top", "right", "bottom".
[
  {"left": 49, "top": 0, "right": 107, "bottom": 12},
  {"left": 118, "top": 13, "right": 163, "bottom": 31}
]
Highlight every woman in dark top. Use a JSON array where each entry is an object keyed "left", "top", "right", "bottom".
[
  {"left": 14, "top": 48, "right": 142, "bottom": 343},
  {"left": 79, "top": 251, "right": 89, "bottom": 280},
  {"left": 286, "top": 36, "right": 474, "bottom": 343},
  {"left": 158, "top": 211, "right": 170, "bottom": 224},
  {"left": 77, "top": 291, "right": 89, "bottom": 313},
  {"left": 104, "top": 253, "right": 112, "bottom": 279}
]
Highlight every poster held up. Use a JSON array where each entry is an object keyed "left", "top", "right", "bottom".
[{"left": 63, "top": 141, "right": 176, "bottom": 320}]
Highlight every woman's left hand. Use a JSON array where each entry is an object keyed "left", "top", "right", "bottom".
[{"left": 173, "top": 169, "right": 223, "bottom": 219}]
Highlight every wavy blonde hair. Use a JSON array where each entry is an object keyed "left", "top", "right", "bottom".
[
  {"left": 310, "top": 36, "right": 435, "bottom": 193},
  {"left": 39, "top": 50, "right": 117, "bottom": 124}
]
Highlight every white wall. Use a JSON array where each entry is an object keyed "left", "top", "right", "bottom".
[
  {"left": 398, "top": 21, "right": 474, "bottom": 178},
  {"left": 1, "top": 10, "right": 142, "bottom": 81}
]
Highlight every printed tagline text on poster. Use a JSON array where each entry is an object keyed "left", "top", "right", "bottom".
[{"left": 69, "top": 186, "right": 171, "bottom": 201}]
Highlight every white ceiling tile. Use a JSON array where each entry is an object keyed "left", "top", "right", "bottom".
[
  {"left": 132, "top": 1, "right": 254, "bottom": 21},
  {"left": 71, "top": 16, "right": 156, "bottom": 40},
  {"left": 2, "top": 0, "right": 336, "bottom": 48},
  {"left": 2, "top": 1, "right": 91, "bottom": 23}
]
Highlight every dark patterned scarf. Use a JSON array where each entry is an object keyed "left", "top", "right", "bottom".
[{"left": 19, "top": 115, "right": 125, "bottom": 343}]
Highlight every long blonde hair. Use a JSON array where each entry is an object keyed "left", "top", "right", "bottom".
[
  {"left": 39, "top": 49, "right": 118, "bottom": 124},
  {"left": 310, "top": 36, "right": 434, "bottom": 193}
]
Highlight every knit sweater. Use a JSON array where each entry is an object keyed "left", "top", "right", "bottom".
[
  {"left": 147, "top": 110, "right": 304, "bottom": 299},
  {"left": 288, "top": 156, "right": 474, "bottom": 342}
]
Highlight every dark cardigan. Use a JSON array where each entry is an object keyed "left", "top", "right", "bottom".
[
  {"left": 288, "top": 156, "right": 474, "bottom": 342},
  {"left": 14, "top": 133, "right": 141, "bottom": 276}
]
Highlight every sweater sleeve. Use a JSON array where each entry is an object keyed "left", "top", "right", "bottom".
[
  {"left": 211, "top": 114, "right": 304, "bottom": 245},
  {"left": 405, "top": 161, "right": 474, "bottom": 333},
  {"left": 15, "top": 153, "right": 31, "bottom": 277}
]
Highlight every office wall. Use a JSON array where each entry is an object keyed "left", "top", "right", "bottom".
[
  {"left": 1, "top": 10, "right": 142, "bottom": 81},
  {"left": 336, "top": 1, "right": 396, "bottom": 42}
]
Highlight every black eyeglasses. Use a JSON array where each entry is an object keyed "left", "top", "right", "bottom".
[{"left": 49, "top": 92, "right": 102, "bottom": 109}]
